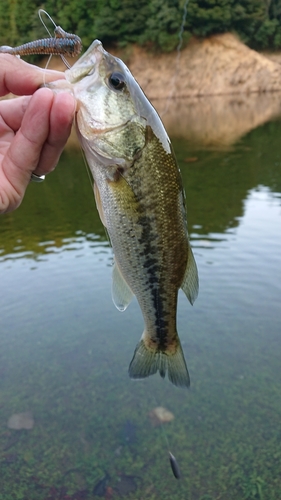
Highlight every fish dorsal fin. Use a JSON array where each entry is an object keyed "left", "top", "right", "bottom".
[
  {"left": 181, "top": 243, "right": 199, "bottom": 305},
  {"left": 112, "top": 259, "right": 134, "bottom": 312},
  {"left": 93, "top": 182, "right": 107, "bottom": 227}
]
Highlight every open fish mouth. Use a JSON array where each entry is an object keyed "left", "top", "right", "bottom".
[
  {"left": 64, "top": 40, "right": 104, "bottom": 84},
  {"left": 45, "top": 40, "right": 103, "bottom": 93}
]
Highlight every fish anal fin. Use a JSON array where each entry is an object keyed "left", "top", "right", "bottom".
[
  {"left": 93, "top": 182, "right": 107, "bottom": 227},
  {"left": 181, "top": 243, "right": 199, "bottom": 305},
  {"left": 112, "top": 259, "right": 134, "bottom": 312},
  {"left": 128, "top": 334, "right": 190, "bottom": 388}
]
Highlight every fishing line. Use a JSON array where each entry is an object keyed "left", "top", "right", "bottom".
[
  {"left": 38, "top": 8, "right": 72, "bottom": 82},
  {"left": 162, "top": 0, "right": 190, "bottom": 115},
  {"left": 38, "top": 9, "right": 56, "bottom": 83},
  {"left": 38, "top": 8, "right": 55, "bottom": 38},
  {"left": 176, "top": 0, "right": 189, "bottom": 53},
  {"left": 39, "top": 9, "right": 72, "bottom": 70}
]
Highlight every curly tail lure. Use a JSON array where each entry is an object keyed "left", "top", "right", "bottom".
[{"left": 0, "top": 26, "right": 82, "bottom": 58}]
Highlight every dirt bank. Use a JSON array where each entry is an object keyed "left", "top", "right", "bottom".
[{"left": 127, "top": 33, "right": 281, "bottom": 100}]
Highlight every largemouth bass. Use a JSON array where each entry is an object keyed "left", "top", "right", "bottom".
[{"left": 48, "top": 40, "right": 199, "bottom": 388}]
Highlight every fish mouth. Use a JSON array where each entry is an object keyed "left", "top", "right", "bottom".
[
  {"left": 46, "top": 40, "right": 104, "bottom": 93},
  {"left": 65, "top": 40, "right": 104, "bottom": 85}
]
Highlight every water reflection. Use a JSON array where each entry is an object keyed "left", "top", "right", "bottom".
[
  {"left": 1, "top": 108, "right": 281, "bottom": 260},
  {"left": 0, "top": 231, "right": 109, "bottom": 264},
  {"left": 154, "top": 92, "right": 281, "bottom": 148},
  {"left": 0, "top": 148, "right": 106, "bottom": 259},
  {"left": 0, "top": 97, "right": 281, "bottom": 499}
]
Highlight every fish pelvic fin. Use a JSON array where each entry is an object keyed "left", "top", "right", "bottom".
[
  {"left": 181, "top": 243, "right": 199, "bottom": 305},
  {"left": 93, "top": 182, "right": 107, "bottom": 227},
  {"left": 112, "top": 259, "right": 134, "bottom": 311},
  {"left": 128, "top": 334, "right": 190, "bottom": 388}
]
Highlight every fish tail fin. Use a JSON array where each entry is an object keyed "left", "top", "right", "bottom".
[{"left": 128, "top": 333, "right": 190, "bottom": 388}]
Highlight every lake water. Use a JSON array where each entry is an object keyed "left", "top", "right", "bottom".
[{"left": 0, "top": 98, "right": 280, "bottom": 500}]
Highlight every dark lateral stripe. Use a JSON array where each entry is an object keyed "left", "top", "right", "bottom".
[
  {"left": 136, "top": 212, "right": 170, "bottom": 347},
  {"left": 151, "top": 287, "right": 169, "bottom": 348}
]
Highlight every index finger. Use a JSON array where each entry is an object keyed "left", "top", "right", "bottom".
[{"left": 0, "top": 54, "right": 66, "bottom": 96}]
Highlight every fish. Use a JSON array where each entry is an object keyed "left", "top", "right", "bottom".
[
  {"left": 169, "top": 451, "right": 181, "bottom": 479},
  {"left": 48, "top": 40, "right": 199, "bottom": 388}
]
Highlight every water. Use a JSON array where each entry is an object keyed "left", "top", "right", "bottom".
[{"left": 0, "top": 101, "right": 280, "bottom": 500}]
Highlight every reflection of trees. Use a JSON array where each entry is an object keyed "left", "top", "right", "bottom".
[
  {"left": 178, "top": 146, "right": 248, "bottom": 236},
  {"left": 172, "top": 119, "right": 281, "bottom": 237},
  {"left": 0, "top": 149, "right": 105, "bottom": 258}
]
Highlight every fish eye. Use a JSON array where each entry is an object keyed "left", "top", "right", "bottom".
[{"left": 109, "top": 72, "right": 126, "bottom": 90}]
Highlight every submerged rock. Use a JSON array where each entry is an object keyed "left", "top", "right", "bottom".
[
  {"left": 7, "top": 411, "right": 34, "bottom": 430},
  {"left": 149, "top": 406, "right": 175, "bottom": 426}
]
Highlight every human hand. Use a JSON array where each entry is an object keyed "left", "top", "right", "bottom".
[{"left": 0, "top": 54, "right": 76, "bottom": 214}]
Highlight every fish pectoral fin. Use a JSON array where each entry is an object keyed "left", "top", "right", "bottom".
[
  {"left": 181, "top": 243, "right": 199, "bottom": 305},
  {"left": 128, "top": 334, "right": 190, "bottom": 388},
  {"left": 93, "top": 182, "right": 107, "bottom": 227},
  {"left": 112, "top": 260, "right": 134, "bottom": 312}
]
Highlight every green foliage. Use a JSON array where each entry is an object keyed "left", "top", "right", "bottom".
[
  {"left": 231, "top": 0, "right": 267, "bottom": 45},
  {"left": 269, "top": 0, "right": 281, "bottom": 20},
  {"left": 139, "top": 0, "right": 189, "bottom": 52},
  {"left": 1, "top": 0, "right": 281, "bottom": 52},
  {"left": 185, "top": 0, "right": 233, "bottom": 36},
  {"left": 92, "top": 0, "right": 150, "bottom": 47},
  {"left": 0, "top": 0, "right": 12, "bottom": 46},
  {"left": 184, "top": 0, "right": 270, "bottom": 46},
  {"left": 253, "top": 18, "right": 279, "bottom": 47}
]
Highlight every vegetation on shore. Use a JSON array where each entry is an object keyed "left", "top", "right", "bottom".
[{"left": 1, "top": 0, "right": 281, "bottom": 53}]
